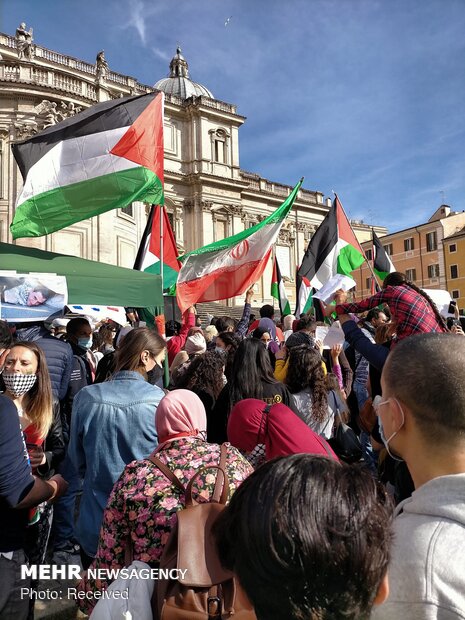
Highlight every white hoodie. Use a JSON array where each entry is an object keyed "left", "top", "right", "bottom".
[{"left": 372, "top": 474, "right": 465, "bottom": 620}]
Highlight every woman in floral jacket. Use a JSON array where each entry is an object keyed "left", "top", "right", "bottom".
[{"left": 77, "top": 389, "right": 252, "bottom": 614}]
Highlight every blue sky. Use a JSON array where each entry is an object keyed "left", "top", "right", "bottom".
[{"left": 2, "top": 0, "right": 465, "bottom": 233}]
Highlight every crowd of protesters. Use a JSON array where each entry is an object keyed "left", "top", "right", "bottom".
[{"left": 1, "top": 272, "right": 465, "bottom": 620}]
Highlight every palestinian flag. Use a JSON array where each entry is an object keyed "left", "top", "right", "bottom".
[
  {"left": 295, "top": 273, "right": 313, "bottom": 316},
  {"left": 373, "top": 230, "right": 395, "bottom": 281},
  {"left": 298, "top": 195, "right": 365, "bottom": 289},
  {"left": 11, "top": 92, "right": 164, "bottom": 239},
  {"left": 271, "top": 255, "right": 291, "bottom": 316},
  {"left": 176, "top": 179, "right": 303, "bottom": 313},
  {"left": 134, "top": 204, "right": 180, "bottom": 294}
]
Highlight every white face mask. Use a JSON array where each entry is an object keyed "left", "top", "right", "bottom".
[
  {"left": 3, "top": 372, "right": 37, "bottom": 397},
  {"left": 374, "top": 396, "right": 405, "bottom": 462}
]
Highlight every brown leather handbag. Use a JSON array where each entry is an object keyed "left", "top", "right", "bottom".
[{"left": 150, "top": 444, "right": 256, "bottom": 620}]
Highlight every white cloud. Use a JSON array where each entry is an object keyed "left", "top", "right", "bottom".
[
  {"left": 119, "top": 0, "right": 166, "bottom": 48},
  {"left": 152, "top": 47, "right": 170, "bottom": 62},
  {"left": 126, "top": 0, "right": 147, "bottom": 45}
]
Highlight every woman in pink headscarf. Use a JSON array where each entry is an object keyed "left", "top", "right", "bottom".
[
  {"left": 228, "top": 398, "right": 338, "bottom": 465},
  {"left": 77, "top": 389, "right": 252, "bottom": 615}
]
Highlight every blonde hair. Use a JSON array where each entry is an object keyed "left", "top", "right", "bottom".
[
  {"left": 9, "top": 342, "right": 53, "bottom": 439},
  {"left": 203, "top": 325, "right": 218, "bottom": 343}
]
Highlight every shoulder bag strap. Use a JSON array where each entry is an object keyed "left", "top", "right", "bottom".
[
  {"left": 149, "top": 454, "right": 186, "bottom": 494},
  {"left": 330, "top": 390, "right": 343, "bottom": 423},
  {"left": 212, "top": 443, "right": 229, "bottom": 504},
  {"left": 320, "top": 391, "right": 338, "bottom": 435}
]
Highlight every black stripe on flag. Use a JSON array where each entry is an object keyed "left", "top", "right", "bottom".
[
  {"left": 12, "top": 92, "right": 160, "bottom": 180},
  {"left": 297, "top": 204, "right": 337, "bottom": 280},
  {"left": 373, "top": 231, "right": 392, "bottom": 275},
  {"left": 134, "top": 205, "right": 155, "bottom": 271}
]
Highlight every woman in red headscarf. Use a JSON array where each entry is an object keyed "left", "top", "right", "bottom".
[{"left": 228, "top": 398, "right": 338, "bottom": 464}]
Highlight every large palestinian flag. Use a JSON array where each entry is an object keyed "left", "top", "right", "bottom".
[
  {"left": 298, "top": 195, "right": 365, "bottom": 289},
  {"left": 176, "top": 180, "right": 303, "bottom": 313},
  {"left": 11, "top": 92, "right": 164, "bottom": 239},
  {"left": 134, "top": 204, "right": 180, "bottom": 294},
  {"left": 373, "top": 230, "right": 395, "bottom": 281},
  {"left": 271, "top": 255, "right": 291, "bottom": 316}
]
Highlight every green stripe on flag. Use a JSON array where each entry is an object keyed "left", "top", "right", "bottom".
[
  {"left": 337, "top": 243, "right": 365, "bottom": 277},
  {"left": 11, "top": 167, "right": 163, "bottom": 239},
  {"left": 374, "top": 269, "right": 389, "bottom": 281},
  {"left": 143, "top": 261, "right": 179, "bottom": 292}
]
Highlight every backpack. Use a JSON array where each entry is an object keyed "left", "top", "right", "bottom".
[{"left": 151, "top": 444, "right": 256, "bottom": 620}]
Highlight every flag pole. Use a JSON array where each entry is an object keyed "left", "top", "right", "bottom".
[
  {"left": 159, "top": 204, "right": 164, "bottom": 293},
  {"left": 370, "top": 227, "right": 380, "bottom": 293},
  {"left": 271, "top": 245, "right": 276, "bottom": 313},
  {"left": 159, "top": 204, "right": 170, "bottom": 387}
]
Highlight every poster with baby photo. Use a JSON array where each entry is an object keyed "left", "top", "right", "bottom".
[{"left": 0, "top": 273, "right": 68, "bottom": 322}]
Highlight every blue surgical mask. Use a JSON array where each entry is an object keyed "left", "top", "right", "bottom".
[
  {"left": 215, "top": 347, "right": 226, "bottom": 355},
  {"left": 78, "top": 337, "right": 93, "bottom": 350}
]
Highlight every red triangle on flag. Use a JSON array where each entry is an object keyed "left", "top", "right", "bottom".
[
  {"left": 335, "top": 195, "right": 365, "bottom": 257},
  {"left": 271, "top": 256, "right": 278, "bottom": 284},
  {"left": 110, "top": 93, "right": 164, "bottom": 183},
  {"left": 150, "top": 205, "right": 180, "bottom": 272}
]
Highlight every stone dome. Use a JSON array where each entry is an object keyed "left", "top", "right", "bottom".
[{"left": 154, "top": 47, "right": 214, "bottom": 99}]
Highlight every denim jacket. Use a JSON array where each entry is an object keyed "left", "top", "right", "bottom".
[{"left": 68, "top": 370, "right": 163, "bottom": 557}]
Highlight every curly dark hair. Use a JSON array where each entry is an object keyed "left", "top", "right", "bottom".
[
  {"left": 175, "top": 351, "right": 225, "bottom": 400},
  {"left": 285, "top": 344, "right": 328, "bottom": 423}
]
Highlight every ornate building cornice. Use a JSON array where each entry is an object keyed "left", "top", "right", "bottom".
[
  {"left": 201, "top": 200, "right": 213, "bottom": 213},
  {"left": 228, "top": 204, "right": 243, "bottom": 216},
  {"left": 278, "top": 227, "right": 296, "bottom": 246}
]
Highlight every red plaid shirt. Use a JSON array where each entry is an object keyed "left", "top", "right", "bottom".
[{"left": 336, "top": 285, "right": 447, "bottom": 341}]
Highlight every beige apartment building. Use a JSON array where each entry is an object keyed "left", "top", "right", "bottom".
[
  {"left": 353, "top": 205, "right": 465, "bottom": 309},
  {"left": 443, "top": 227, "right": 465, "bottom": 308}
]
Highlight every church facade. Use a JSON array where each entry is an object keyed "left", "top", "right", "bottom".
[{"left": 0, "top": 25, "right": 385, "bottom": 308}]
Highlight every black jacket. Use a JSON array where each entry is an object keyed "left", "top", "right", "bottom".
[
  {"left": 61, "top": 342, "right": 94, "bottom": 439},
  {"left": 36, "top": 399, "right": 65, "bottom": 478}
]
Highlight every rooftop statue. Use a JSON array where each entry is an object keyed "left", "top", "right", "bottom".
[
  {"left": 16, "top": 22, "right": 34, "bottom": 60},
  {"left": 96, "top": 50, "right": 109, "bottom": 79}
]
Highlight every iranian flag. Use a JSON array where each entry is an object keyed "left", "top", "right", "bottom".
[
  {"left": 134, "top": 204, "right": 180, "bottom": 294},
  {"left": 11, "top": 92, "right": 164, "bottom": 239},
  {"left": 298, "top": 195, "right": 366, "bottom": 289},
  {"left": 373, "top": 230, "right": 395, "bottom": 281},
  {"left": 176, "top": 179, "right": 303, "bottom": 313},
  {"left": 271, "top": 255, "right": 291, "bottom": 316}
]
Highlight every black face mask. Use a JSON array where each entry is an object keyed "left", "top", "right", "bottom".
[{"left": 147, "top": 364, "right": 164, "bottom": 384}]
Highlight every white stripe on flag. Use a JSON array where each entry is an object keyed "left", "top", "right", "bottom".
[
  {"left": 178, "top": 220, "right": 284, "bottom": 284},
  {"left": 17, "top": 126, "right": 138, "bottom": 204}
]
